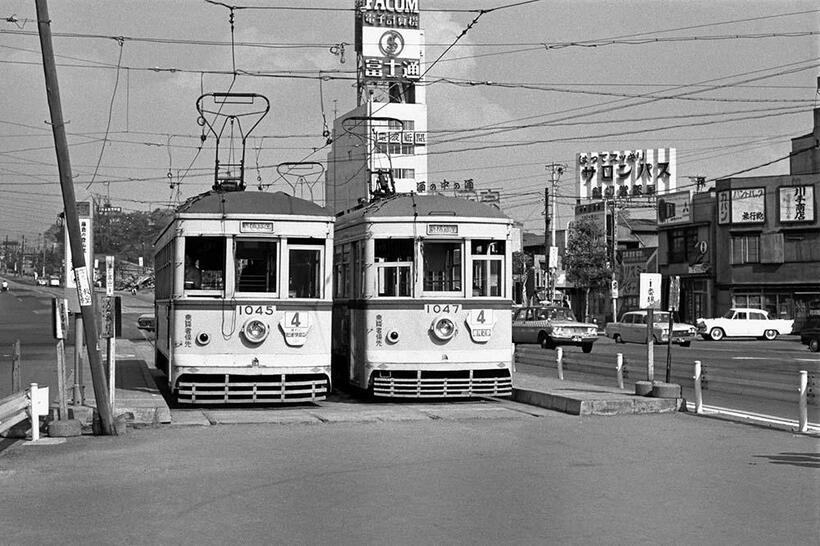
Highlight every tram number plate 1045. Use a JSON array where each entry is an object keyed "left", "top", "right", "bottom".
[
  {"left": 425, "top": 304, "right": 460, "bottom": 314},
  {"left": 237, "top": 305, "right": 275, "bottom": 316}
]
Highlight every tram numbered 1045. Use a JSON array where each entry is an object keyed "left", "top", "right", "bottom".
[
  {"left": 332, "top": 194, "right": 515, "bottom": 398},
  {"left": 153, "top": 190, "right": 335, "bottom": 403}
]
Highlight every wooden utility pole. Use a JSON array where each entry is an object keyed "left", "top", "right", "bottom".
[{"left": 36, "top": 0, "right": 117, "bottom": 435}]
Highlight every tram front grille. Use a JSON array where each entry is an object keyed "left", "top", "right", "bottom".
[
  {"left": 371, "top": 369, "right": 512, "bottom": 398},
  {"left": 176, "top": 373, "right": 329, "bottom": 404}
]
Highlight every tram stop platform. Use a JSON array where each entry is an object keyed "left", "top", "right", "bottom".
[
  {"left": 512, "top": 365, "right": 684, "bottom": 416},
  {"left": 65, "top": 338, "right": 171, "bottom": 431}
]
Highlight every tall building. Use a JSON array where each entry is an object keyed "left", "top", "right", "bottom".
[{"left": 325, "top": 0, "right": 428, "bottom": 214}]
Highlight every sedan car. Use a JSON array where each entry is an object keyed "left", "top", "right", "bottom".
[
  {"left": 605, "top": 310, "right": 696, "bottom": 346},
  {"left": 696, "top": 308, "right": 793, "bottom": 341},
  {"left": 512, "top": 306, "right": 599, "bottom": 353},
  {"left": 137, "top": 313, "right": 156, "bottom": 332},
  {"left": 800, "top": 316, "right": 820, "bottom": 352}
]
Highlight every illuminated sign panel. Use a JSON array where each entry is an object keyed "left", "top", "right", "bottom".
[
  {"left": 657, "top": 191, "right": 691, "bottom": 226},
  {"left": 779, "top": 185, "right": 815, "bottom": 223},
  {"left": 730, "top": 188, "right": 765, "bottom": 224},
  {"left": 358, "top": 0, "right": 420, "bottom": 28}
]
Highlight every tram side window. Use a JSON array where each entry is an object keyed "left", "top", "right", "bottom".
[
  {"left": 289, "top": 239, "right": 323, "bottom": 298},
  {"left": 375, "top": 239, "right": 413, "bottom": 297},
  {"left": 235, "top": 240, "right": 277, "bottom": 293},
  {"left": 471, "top": 240, "right": 505, "bottom": 297},
  {"left": 423, "top": 241, "right": 462, "bottom": 292},
  {"left": 184, "top": 236, "right": 225, "bottom": 291}
]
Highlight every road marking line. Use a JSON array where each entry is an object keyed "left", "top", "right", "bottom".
[
  {"left": 795, "top": 358, "right": 820, "bottom": 362},
  {"left": 731, "top": 356, "right": 767, "bottom": 360},
  {"left": 686, "top": 402, "right": 819, "bottom": 431}
]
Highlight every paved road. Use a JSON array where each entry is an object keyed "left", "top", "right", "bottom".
[{"left": 1, "top": 410, "right": 818, "bottom": 545}]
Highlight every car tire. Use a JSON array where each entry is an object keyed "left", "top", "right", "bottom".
[
  {"left": 538, "top": 332, "right": 554, "bottom": 350},
  {"left": 763, "top": 329, "right": 777, "bottom": 341},
  {"left": 809, "top": 337, "right": 819, "bottom": 353},
  {"left": 700, "top": 334, "right": 710, "bottom": 341},
  {"left": 680, "top": 340, "right": 691, "bottom": 347},
  {"left": 613, "top": 334, "right": 623, "bottom": 344},
  {"left": 709, "top": 327, "right": 725, "bottom": 341},
  {"left": 581, "top": 343, "right": 593, "bottom": 353}
]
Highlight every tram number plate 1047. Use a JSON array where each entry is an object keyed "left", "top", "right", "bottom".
[
  {"left": 425, "top": 304, "right": 460, "bottom": 314},
  {"left": 237, "top": 305, "right": 275, "bottom": 316}
]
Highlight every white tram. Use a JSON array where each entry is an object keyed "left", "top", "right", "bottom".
[
  {"left": 153, "top": 190, "right": 335, "bottom": 403},
  {"left": 332, "top": 194, "right": 515, "bottom": 398}
]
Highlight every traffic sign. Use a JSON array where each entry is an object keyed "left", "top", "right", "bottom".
[{"left": 639, "top": 273, "right": 662, "bottom": 309}]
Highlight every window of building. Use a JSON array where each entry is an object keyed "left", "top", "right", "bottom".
[
  {"left": 784, "top": 231, "right": 820, "bottom": 262},
  {"left": 334, "top": 243, "right": 351, "bottom": 298},
  {"left": 375, "top": 238, "right": 413, "bottom": 297},
  {"left": 471, "top": 240, "right": 505, "bottom": 297},
  {"left": 423, "top": 241, "right": 462, "bottom": 293},
  {"left": 184, "top": 236, "right": 225, "bottom": 291},
  {"left": 375, "top": 142, "right": 415, "bottom": 155},
  {"left": 731, "top": 234, "right": 760, "bottom": 264},
  {"left": 235, "top": 240, "right": 277, "bottom": 293},
  {"left": 288, "top": 239, "right": 323, "bottom": 298},
  {"left": 391, "top": 168, "right": 416, "bottom": 179},
  {"left": 668, "top": 227, "right": 698, "bottom": 263}
]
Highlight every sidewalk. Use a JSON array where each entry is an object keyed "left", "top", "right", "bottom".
[{"left": 69, "top": 338, "right": 170, "bottom": 428}]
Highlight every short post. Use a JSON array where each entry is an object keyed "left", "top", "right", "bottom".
[
  {"left": 616, "top": 353, "right": 624, "bottom": 390},
  {"left": 29, "top": 382, "right": 39, "bottom": 442},
  {"left": 798, "top": 370, "right": 808, "bottom": 433},
  {"left": 11, "top": 340, "right": 21, "bottom": 393},
  {"left": 72, "top": 314, "right": 83, "bottom": 404},
  {"left": 107, "top": 336, "right": 116, "bottom": 408},
  {"left": 556, "top": 347, "right": 564, "bottom": 381},
  {"left": 646, "top": 308, "right": 655, "bottom": 382},
  {"left": 693, "top": 360, "right": 703, "bottom": 414},
  {"left": 56, "top": 339, "right": 68, "bottom": 420}
]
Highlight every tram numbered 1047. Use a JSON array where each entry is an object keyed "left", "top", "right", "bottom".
[
  {"left": 153, "top": 190, "right": 335, "bottom": 403},
  {"left": 332, "top": 194, "right": 515, "bottom": 398}
]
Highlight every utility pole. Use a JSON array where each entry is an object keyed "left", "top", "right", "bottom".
[
  {"left": 36, "top": 0, "right": 117, "bottom": 435},
  {"left": 545, "top": 163, "right": 565, "bottom": 304},
  {"left": 611, "top": 199, "right": 618, "bottom": 322},
  {"left": 544, "top": 186, "right": 549, "bottom": 303}
]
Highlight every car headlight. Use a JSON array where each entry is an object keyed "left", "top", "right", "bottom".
[
  {"left": 587, "top": 327, "right": 597, "bottom": 335},
  {"left": 242, "top": 319, "right": 269, "bottom": 343},
  {"left": 431, "top": 316, "right": 456, "bottom": 341},
  {"left": 552, "top": 327, "right": 564, "bottom": 337}
]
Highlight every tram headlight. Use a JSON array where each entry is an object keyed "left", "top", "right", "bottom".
[
  {"left": 196, "top": 332, "right": 210, "bottom": 346},
  {"left": 431, "top": 316, "right": 456, "bottom": 341},
  {"left": 242, "top": 319, "right": 269, "bottom": 343},
  {"left": 386, "top": 330, "right": 400, "bottom": 344}
]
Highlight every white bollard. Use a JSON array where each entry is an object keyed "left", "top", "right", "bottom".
[
  {"left": 556, "top": 347, "right": 564, "bottom": 381},
  {"left": 798, "top": 370, "right": 808, "bottom": 433},
  {"left": 29, "top": 382, "right": 39, "bottom": 442},
  {"left": 693, "top": 361, "right": 703, "bottom": 414},
  {"left": 616, "top": 353, "right": 624, "bottom": 390}
]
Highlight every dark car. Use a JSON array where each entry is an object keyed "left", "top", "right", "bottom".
[
  {"left": 137, "top": 313, "right": 156, "bottom": 332},
  {"left": 800, "top": 316, "right": 820, "bottom": 352},
  {"left": 512, "top": 305, "right": 599, "bottom": 353}
]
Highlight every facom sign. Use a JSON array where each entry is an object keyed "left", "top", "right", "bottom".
[{"left": 358, "top": 0, "right": 420, "bottom": 29}]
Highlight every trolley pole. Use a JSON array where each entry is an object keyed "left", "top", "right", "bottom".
[
  {"left": 544, "top": 186, "right": 550, "bottom": 302},
  {"left": 36, "top": 0, "right": 117, "bottom": 435}
]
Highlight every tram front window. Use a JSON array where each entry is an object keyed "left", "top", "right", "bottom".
[
  {"left": 376, "top": 239, "right": 413, "bottom": 297},
  {"left": 289, "top": 245, "right": 322, "bottom": 298},
  {"left": 423, "top": 241, "right": 462, "bottom": 292},
  {"left": 235, "top": 240, "right": 277, "bottom": 293},
  {"left": 472, "top": 240, "right": 504, "bottom": 297},
  {"left": 184, "top": 236, "right": 225, "bottom": 291}
]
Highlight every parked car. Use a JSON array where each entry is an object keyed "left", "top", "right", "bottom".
[
  {"left": 48, "top": 276, "right": 60, "bottom": 287},
  {"left": 605, "top": 310, "right": 697, "bottom": 346},
  {"left": 137, "top": 313, "right": 156, "bottom": 332},
  {"left": 799, "top": 316, "right": 820, "bottom": 352},
  {"left": 696, "top": 308, "right": 793, "bottom": 341},
  {"left": 512, "top": 305, "right": 599, "bottom": 353},
  {"left": 36, "top": 278, "right": 48, "bottom": 286}
]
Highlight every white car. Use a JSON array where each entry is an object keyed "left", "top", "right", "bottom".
[
  {"left": 696, "top": 308, "right": 793, "bottom": 341},
  {"left": 605, "top": 310, "right": 697, "bottom": 346}
]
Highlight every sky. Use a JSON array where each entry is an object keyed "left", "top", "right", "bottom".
[{"left": 1, "top": 0, "right": 818, "bottom": 246}]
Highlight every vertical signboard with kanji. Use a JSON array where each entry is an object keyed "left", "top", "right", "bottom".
[
  {"left": 731, "top": 188, "right": 765, "bottom": 224},
  {"left": 64, "top": 201, "right": 94, "bottom": 312},
  {"left": 639, "top": 273, "right": 662, "bottom": 310},
  {"left": 779, "top": 185, "right": 815, "bottom": 223}
]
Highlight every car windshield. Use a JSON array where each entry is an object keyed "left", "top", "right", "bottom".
[
  {"left": 722, "top": 310, "right": 735, "bottom": 319},
  {"left": 535, "top": 308, "right": 576, "bottom": 321},
  {"left": 652, "top": 312, "right": 671, "bottom": 323}
]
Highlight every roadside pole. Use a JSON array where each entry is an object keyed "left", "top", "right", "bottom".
[
  {"left": 104, "top": 256, "right": 116, "bottom": 408},
  {"left": 666, "top": 275, "right": 680, "bottom": 383},
  {"left": 647, "top": 308, "right": 654, "bottom": 382},
  {"left": 36, "top": 0, "right": 116, "bottom": 435},
  {"left": 639, "top": 273, "right": 661, "bottom": 383}
]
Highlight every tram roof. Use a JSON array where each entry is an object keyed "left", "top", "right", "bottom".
[
  {"left": 341, "top": 194, "right": 510, "bottom": 221},
  {"left": 176, "top": 190, "right": 331, "bottom": 217}
]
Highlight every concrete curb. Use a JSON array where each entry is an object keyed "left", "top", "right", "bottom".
[{"left": 512, "top": 387, "right": 683, "bottom": 416}]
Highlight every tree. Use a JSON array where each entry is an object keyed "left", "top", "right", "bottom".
[{"left": 563, "top": 216, "right": 611, "bottom": 320}]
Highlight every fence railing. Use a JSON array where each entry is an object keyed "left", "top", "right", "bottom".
[{"left": 0, "top": 383, "right": 50, "bottom": 441}]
